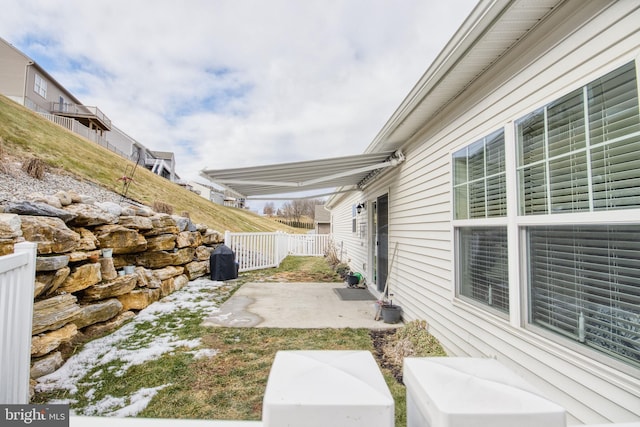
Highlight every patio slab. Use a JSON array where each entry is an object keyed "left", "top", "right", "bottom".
[{"left": 202, "top": 282, "right": 400, "bottom": 329}]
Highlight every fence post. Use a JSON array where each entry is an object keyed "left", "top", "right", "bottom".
[{"left": 0, "top": 241, "right": 37, "bottom": 404}]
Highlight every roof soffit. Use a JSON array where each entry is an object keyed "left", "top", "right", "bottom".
[{"left": 365, "top": 0, "right": 563, "bottom": 155}]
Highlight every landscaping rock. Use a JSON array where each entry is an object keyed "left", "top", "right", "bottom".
[
  {"left": 117, "top": 215, "right": 154, "bottom": 231},
  {"left": 135, "top": 247, "right": 194, "bottom": 268},
  {"left": 71, "top": 298, "right": 123, "bottom": 329},
  {"left": 20, "top": 215, "right": 81, "bottom": 254},
  {"left": 32, "top": 294, "right": 81, "bottom": 335},
  {"left": 4, "top": 201, "right": 76, "bottom": 222},
  {"left": 73, "top": 227, "right": 100, "bottom": 251},
  {"left": 30, "top": 351, "right": 63, "bottom": 379},
  {"left": 176, "top": 231, "right": 202, "bottom": 248},
  {"left": 145, "top": 233, "right": 176, "bottom": 251},
  {"left": 64, "top": 203, "right": 118, "bottom": 226},
  {"left": 93, "top": 224, "right": 147, "bottom": 254},
  {"left": 195, "top": 245, "right": 212, "bottom": 261},
  {"left": 31, "top": 323, "right": 78, "bottom": 357},
  {"left": 54, "top": 191, "right": 73, "bottom": 206},
  {"left": 36, "top": 255, "right": 69, "bottom": 272},
  {"left": 185, "top": 260, "right": 208, "bottom": 280},
  {"left": 0, "top": 213, "right": 22, "bottom": 239},
  {"left": 83, "top": 311, "right": 136, "bottom": 339},
  {"left": 117, "top": 288, "right": 161, "bottom": 311},
  {"left": 202, "top": 229, "right": 224, "bottom": 245},
  {"left": 81, "top": 275, "right": 137, "bottom": 301},
  {"left": 58, "top": 262, "right": 102, "bottom": 294},
  {"left": 99, "top": 257, "right": 118, "bottom": 281},
  {"left": 143, "top": 214, "right": 179, "bottom": 236},
  {"left": 36, "top": 266, "right": 70, "bottom": 297}
]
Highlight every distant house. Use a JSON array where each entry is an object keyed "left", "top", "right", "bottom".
[
  {"left": 0, "top": 36, "right": 112, "bottom": 142},
  {"left": 0, "top": 37, "right": 178, "bottom": 183},
  {"left": 314, "top": 205, "right": 330, "bottom": 234},
  {"left": 187, "top": 180, "right": 226, "bottom": 205}
]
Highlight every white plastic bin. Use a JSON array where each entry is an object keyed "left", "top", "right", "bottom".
[
  {"left": 403, "top": 357, "right": 566, "bottom": 427},
  {"left": 263, "top": 350, "right": 394, "bottom": 427}
]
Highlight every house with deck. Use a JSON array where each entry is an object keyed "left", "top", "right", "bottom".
[
  {"left": 0, "top": 37, "right": 178, "bottom": 183},
  {"left": 203, "top": 0, "right": 640, "bottom": 424}
]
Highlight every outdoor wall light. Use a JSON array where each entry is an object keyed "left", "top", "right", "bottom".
[{"left": 356, "top": 202, "right": 366, "bottom": 214}]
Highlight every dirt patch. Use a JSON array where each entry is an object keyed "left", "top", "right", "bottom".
[
  {"left": 371, "top": 320, "right": 447, "bottom": 384},
  {"left": 371, "top": 329, "right": 403, "bottom": 383}
]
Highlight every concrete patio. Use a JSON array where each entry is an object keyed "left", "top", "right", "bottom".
[{"left": 202, "top": 282, "right": 401, "bottom": 329}]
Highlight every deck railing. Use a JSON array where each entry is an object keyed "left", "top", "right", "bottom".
[
  {"left": 224, "top": 232, "right": 330, "bottom": 272},
  {"left": 0, "top": 242, "right": 37, "bottom": 404}
]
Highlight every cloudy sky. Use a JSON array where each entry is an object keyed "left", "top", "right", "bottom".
[{"left": 1, "top": 0, "right": 477, "bottom": 208}]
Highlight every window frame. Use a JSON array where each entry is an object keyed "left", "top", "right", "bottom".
[
  {"left": 451, "top": 60, "right": 640, "bottom": 373},
  {"left": 34, "top": 73, "right": 47, "bottom": 98},
  {"left": 516, "top": 61, "right": 640, "bottom": 371},
  {"left": 452, "top": 128, "right": 510, "bottom": 317}
]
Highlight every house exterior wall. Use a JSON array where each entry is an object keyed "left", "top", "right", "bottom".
[
  {"left": 0, "top": 40, "right": 28, "bottom": 104},
  {"left": 329, "top": 1, "right": 640, "bottom": 425}
]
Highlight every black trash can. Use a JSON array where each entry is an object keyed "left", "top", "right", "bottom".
[{"left": 210, "top": 244, "right": 238, "bottom": 281}]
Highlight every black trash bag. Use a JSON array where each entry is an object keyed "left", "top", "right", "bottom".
[{"left": 210, "top": 244, "right": 238, "bottom": 281}]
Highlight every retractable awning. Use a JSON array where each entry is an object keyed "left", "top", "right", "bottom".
[{"left": 200, "top": 151, "right": 404, "bottom": 199}]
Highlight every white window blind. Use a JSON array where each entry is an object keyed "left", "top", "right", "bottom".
[
  {"left": 459, "top": 227, "right": 509, "bottom": 313},
  {"left": 516, "top": 61, "right": 640, "bottom": 215},
  {"left": 453, "top": 129, "right": 506, "bottom": 219},
  {"left": 529, "top": 225, "right": 640, "bottom": 367}
]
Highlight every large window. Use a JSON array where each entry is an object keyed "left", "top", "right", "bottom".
[
  {"left": 529, "top": 225, "right": 640, "bottom": 367},
  {"left": 453, "top": 129, "right": 508, "bottom": 313},
  {"left": 519, "top": 62, "right": 640, "bottom": 367},
  {"left": 459, "top": 227, "right": 509, "bottom": 314},
  {"left": 453, "top": 129, "right": 506, "bottom": 219},
  {"left": 516, "top": 62, "right": 640, "bottom": 215},
  {"left": 34, "top": 73, "right": 47, "bottom": 98},
  {"left": 452, "top": 61, "right": 640, "bottom": 368}
]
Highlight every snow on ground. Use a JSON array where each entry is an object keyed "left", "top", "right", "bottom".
[{"left": 36, "top": 277, "right": 231, "bottom": 416}]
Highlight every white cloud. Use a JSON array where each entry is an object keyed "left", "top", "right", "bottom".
[{"left": 1, "top": 0, "right": 478, "bottom": 207}]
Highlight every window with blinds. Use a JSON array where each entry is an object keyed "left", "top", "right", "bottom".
[
  {"left": 453, "top": 129, "right": 506, "bottom": 219},
  {"left": 529, "top": 225, "right": 640, "bottom": 367},
  {"left": 34, "top": 73, "right": 47, "bottom": 98},
  {"left": 458, "top": 227, "right": 509, "bottom": 314},
  {"left": 516, "top": 61, "right": 640, "bottom": 215}
]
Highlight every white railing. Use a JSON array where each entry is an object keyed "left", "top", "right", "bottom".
[
  {"left": 224, "top": 232, "right": 330, "bottom": 272},
  {"left": 0, "top": 242, "right": 37, "bottom": 404},
  {"left": 37, "top": 111, "right": 110, "bottom": 147}
]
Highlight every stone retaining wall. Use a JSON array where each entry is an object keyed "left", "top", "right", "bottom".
[{"left": 0, "top": 190, "right": 224, "bottom": 390}]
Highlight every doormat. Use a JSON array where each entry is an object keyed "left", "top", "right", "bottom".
[{"left": 333, "top": 287, "right": 377, "bottom": 301}]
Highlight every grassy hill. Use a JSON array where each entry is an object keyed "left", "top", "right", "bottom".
[{"left": 0, "top": 94, "right": 296, "bottom": 232}]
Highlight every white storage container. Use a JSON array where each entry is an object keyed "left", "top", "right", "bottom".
[
  {"left": 263, "top": 350, "right": 394, "bottom": 427},
  {"left": 404, "top": 357, "right": 566, "bottom": 427}
]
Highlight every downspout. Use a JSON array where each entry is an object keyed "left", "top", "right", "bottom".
[{"left": 23, "top": 62, "right": 33, "bottom": 107}]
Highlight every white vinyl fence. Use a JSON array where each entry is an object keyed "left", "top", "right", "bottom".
[
  {"left": 224, "top": 232, "right": 331, "bottom": 272},
  {"left": 0, "top": 242, "right": 37, "bottom": 404},
  {"left": 287, "top": 234, "right": 331, "bottom": 256}
]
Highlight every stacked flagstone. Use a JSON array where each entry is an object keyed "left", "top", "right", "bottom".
[{"left": 0, "top": 190, "right": 224, "bottom": 383}]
